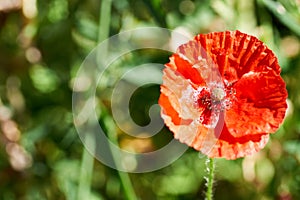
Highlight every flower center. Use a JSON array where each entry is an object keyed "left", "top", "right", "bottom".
[
  {"left": 195, "top": 83, "right": 235, "bottom": 127},
  {"left": 212, "top": 87, "right": 226, "bottom": 102}
]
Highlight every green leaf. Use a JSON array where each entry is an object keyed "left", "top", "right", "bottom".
[{"left": 262, "top": 0, "right": 300, "bottom": 36}]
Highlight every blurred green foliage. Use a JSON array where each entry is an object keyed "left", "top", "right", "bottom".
[{"left": 0, "top": 0, "right": 300, "bottom": 199}]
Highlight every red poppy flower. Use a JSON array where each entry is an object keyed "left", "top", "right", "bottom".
[{"left": 159, "top": 30, "right": 287, "bottom": 159}]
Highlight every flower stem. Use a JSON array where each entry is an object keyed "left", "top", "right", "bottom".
[{"left": 205, "top": 157, "right": 215, "bottom": 200}]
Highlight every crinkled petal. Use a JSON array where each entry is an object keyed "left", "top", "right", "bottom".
[
  {"left": 166, "top": 54, "right": 205, "bottom": 86},
  {"left": 225, "top": 68, "right": 287, "bottom": 138},
  {"left": 159, "top": 67, "right": 201, "bottom": 145},
  {"left": 190, "top": 112, "right": 270, "bottom": 159},
  {"left": 194, "top": 30, "right": 281, "bottom": 83}
]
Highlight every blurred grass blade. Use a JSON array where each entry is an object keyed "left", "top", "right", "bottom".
[
  {"left": 262, "top": 0, "right": 300, "bottom": 36},
  {"left": 77, "top": 0, "right": 137, "bottom": 199},
  {"left": 77, "top": 134, "right": 95, "bottom": 200},
  {"left": 75, "top": 18, "right": 98, "bottom": 41},
  {"left": 98, "top": 0, "right": 112, "bottom": 43},
  {"left": 100, "top": 101, "right": 138, "bottom": 200},
  {"left": 77, "top": 0, "right": 112, "bottom": 199}
]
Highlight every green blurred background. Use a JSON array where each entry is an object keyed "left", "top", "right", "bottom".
[{"left": 0, "top": 0, "right": 300, "bottom": 199}]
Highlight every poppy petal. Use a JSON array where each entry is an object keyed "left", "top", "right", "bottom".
[
  {"left": 159, "top": 67, "right": 201, "bottom": 145},
  {"left": 225, "top": 68, "right": 287, "bottom": 138},
  {"left": 166, "top": 54, "right": 205, "bottom": 86},
  {"left": 194, "top": 30, "right": 281, "bottom": 83}
]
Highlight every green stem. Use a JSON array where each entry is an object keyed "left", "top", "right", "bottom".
[{"left": 205, "top": 157, "right": 215, "bottom": 200}]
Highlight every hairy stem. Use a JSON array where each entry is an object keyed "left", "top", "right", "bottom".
[{"left": 205, "top": 157, "right": 215, "bottom": 200}]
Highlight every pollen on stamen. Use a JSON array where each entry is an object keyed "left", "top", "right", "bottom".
[
  {"left": 194, "top": 83, "right": 235, "bottom": 128},
  {"left": 212, "top": 87, "right": 226, "bottom": 102}
]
